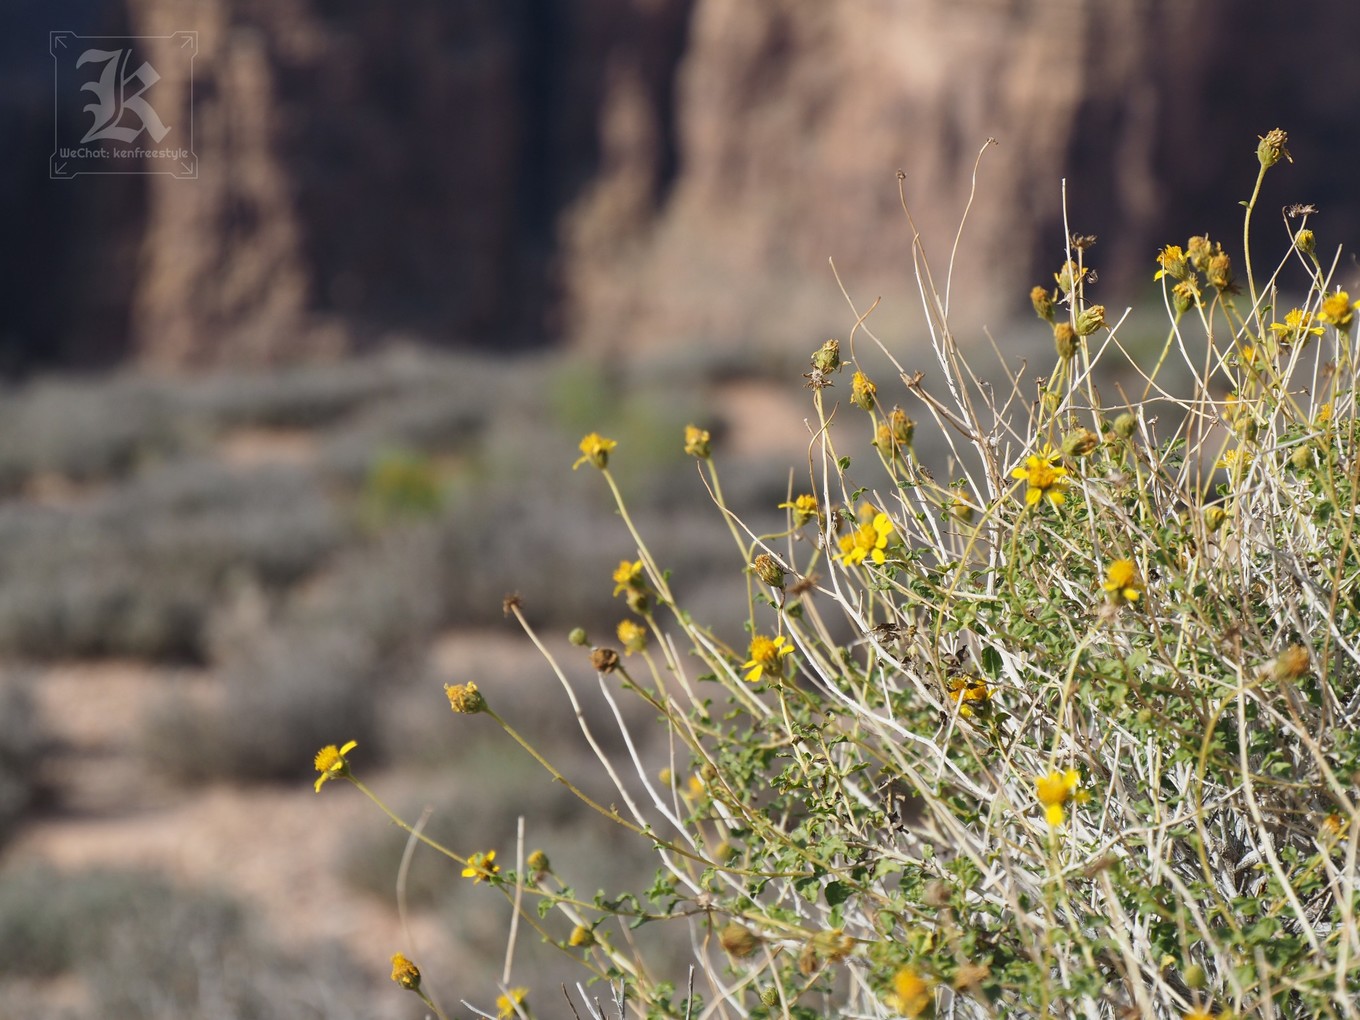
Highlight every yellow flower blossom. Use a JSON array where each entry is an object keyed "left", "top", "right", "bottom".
[
  {"left": 572, "top": 432, "right": 617, "bottom": 470},
  {"left": 851, "top": 370, "right": 877, "bottom": 410},
  {"left": 1011, "top": 448, "right": 1068, "bottom": 508},
  {"left": 496, "top": 987, "right": 529, "bottom": 1019},
  {"left": 1101, "top": 559, "right": 1142, "bottom": 603},
  {"left": 839, "top": 512, "right": 895, "bottom": 565},
  {"left": 779, "top": 493, "right": 821, "bottom": 527},
  {"left": 612, "top": 559, "right": 644, "bottom": 596},
  {"left": 313, "top": 740, "right": 358, "bottom": 792},
  {"left": 1268, "top": 307, "right": 1324, "bottom": 344},
  {"left": 1154, "top": 244, "right": 1188, "bottom": 281},
  {"left": 683, "top": 424, "right": 711, "bottom": 458},
  {"left": 1183, "top": 1010, "right": 1213, "bottom": 1020},
  {"left": 884, "top": 965, "right": 934, "bottom": 1017},
  {"left": 744, "top": 634, "right": 794, "bottom": 683},
  {"left": 462, "top": 850, "right": 500, "bottom": 883},
  {"left": 945, "top": 675, "right": 991, "bottom": 718},
  {"left": 445, "top": 681, "right": 486, "bottom": 714},
  {"left": 1035, "top": 769, "right": 1087, "bottom": 827},
  {"left": 616, "top": 618, "right": 648, "bottom": 655},
  {"left": 390, "top": 952, "right": 421, "bottom": 990},
  {"left": 1318, "top": 289, "right": 1358, "bottom": 330}
]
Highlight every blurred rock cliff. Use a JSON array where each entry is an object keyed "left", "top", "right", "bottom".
[{"left": 5, "top": 0, "right": 1359, "bottom": 370}]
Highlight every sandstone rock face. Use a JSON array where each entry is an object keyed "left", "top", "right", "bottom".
[{"left": 6, "top": 0, "right": 1359, "bottom": 369}]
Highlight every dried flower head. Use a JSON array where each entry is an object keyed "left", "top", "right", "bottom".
[
  {"left": 719, "top": 921, "right": 761, "bottom": 958},
  {"left": 752, "top": 553, "right": 786, "bottom": 588},
  {"left": 591, "top": 647, "right": 620, "bottom": 673}
]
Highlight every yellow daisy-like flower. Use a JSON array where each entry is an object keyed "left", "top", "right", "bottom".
[
  {"left": 462, "top": 850, "right": 500, "bottom": 883},
  {"left": 945, "top": 675, "right": 991, "bottom": 718},
  {"left": 616, "top": 618, "right": 648, "bottom": 655},
  {"left": 1101, "top": 559, "right": 1142, "bottom": 603},
  {"left": 838, "top": 512, "right": 895, "bottom": 566},
  {"left": 568, "top": 924, "right": 597, "bottom": 947},
  {"left": 390, "top": 952, "right": 421, "bottom": 991},
  {"left": 1268, "top": 307, "right": 1324, "bottom": 343},
  {"left": 1035, "top": 769, "right": 1086, "bottom": 827},
  {"left": 1318, "top": 289, "right": 1358, "bottom": 330},
  {"left": 612, "top": 559, "right": 644, "bottom": 596},
  {"left": 683, "top": 424, "right": 712, "bottom": 458},
  {"left": 743, "top": 634, "right": 795, "bottom": 683},
  {"left": 1153, "top": 244, "right": 1188, "bottom": 281},
  {"left": 496, "top": 987, "right": 529, "bottom": 1019},
  {"left": 313, "top": 739, "right": 358, "bottom": 792},
  {"left": 1011, "top": 449, "right": 1068, "bottom": 508},
  {"left": 779, "top": 493, "right": 821, "bottom": 527},
  {"left": 884, "top": 965, "right": 934, "bottom": 1017},
  {"left": 572, "top": 432, "right": 617, "bottom": 470}
]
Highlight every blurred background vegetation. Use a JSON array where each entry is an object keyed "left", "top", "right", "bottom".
[{"left": 3, "top": 0, "right": 1359, "bottom": 1015}]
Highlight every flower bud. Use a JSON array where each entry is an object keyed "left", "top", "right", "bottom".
[
  {"left": 850, "top": 370, "right": 877, "bottom": 411},
  {"left": 1053, "top": 322, "right": 1079, "bottom": 360},
  {"left": 390, "top": 953, "right": 422, "bottom": 991},
  {"left": 720, "top": 922, "right": 760, "bottom": 959},
  {"left": 1031, "top": 285, "right": 1055, "bottom": 322},
  {"left": 1183, "top": 964, "right": 1207, "bottom": 990},
  {"left": 568, "top": 627, "right": 589, "bottom": 647},
  {"left": 759, "top": 988, "right": 779, "bottom": 1007},
  {"left": 1186, "top": 235, "right": 1213, "bottom": 272},
  {"left": 1113, "top": 412, "right": 1137, "bottom": 439},
  {"left": 527, "top": 850, "right": 551, "bottom": 876},
  {"left": 569, "top": 924, "right": 596, "bottom": 948},
  {"left": 1172, "top": 280, "right": 1199, "bottom": 315},
  {"left": 1291, "top": 444, "right": 1315, "bottom": 471},
  {"left": 811, "top": 338, "right": 841, "bottom": 374},
  {"left": 752, "top": 553, "right": 786, "bottom": 588},
  {"left": 1074, "top": 304, "right": 1108, "bottom": 336},
  {"left": 1062, "top": 427, "right": 1100, "bottom": 458},
  {"left": 1203, "top": 505, "right": 1228, "bottom": 532},
  {"left": 1294, "top": 228, "right": 1315, "bottom": 256}
]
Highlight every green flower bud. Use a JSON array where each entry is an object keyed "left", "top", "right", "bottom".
[{"left": 1113, "top": 412, "right": 1137, "bottom": 439}]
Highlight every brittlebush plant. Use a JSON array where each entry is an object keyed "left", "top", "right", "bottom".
[{"left": 317, "top": 130, "right": 1360, "bottom": 1019}]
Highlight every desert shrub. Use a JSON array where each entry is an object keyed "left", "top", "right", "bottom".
[
  {"left": 0, "top": 374, "right": 186, "bottom": 493},
  {"left": 0, "top": 460, "right": 343, "bottom": 661},
  {"left": 145, "top": 624, "right": 382, "bottom": 784},
  {"left": 0, "top": 676, "right": 48, "bottom": 847},
  {"left": 316, "top": 132, "right": 1360, "bottom": 1019},
  {"left": 0, "top": 867, "right": 372, "bottom": 1020}
]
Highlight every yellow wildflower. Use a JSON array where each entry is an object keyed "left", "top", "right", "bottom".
[
  {"left": 496, "top": 987, "right": 529, "bottom": 1019},
  {"left": 1318, "top": 289, "right": 1358, "bottom": 330},
  {"left": 683, "top": 424, "right": 711, "bottom": 458},
  {"left": 1320, "top": 813, "right": 1349, "bottom": 842},
  {"left": 1101, "top": 559, "right": 1142, "bottom": 603},
  {"left": 851, "top": 370, "right": 877, "bottom": 410},
  {"left": 884, "top": 965, "right": 934, "bottom": 1017},
  {"left": 569, "top": 924, "right": 596, "bottom": 947},
  {"left": 1268, "top": 307, "right": 1324, "bottom": 344},
  {"left": 572, "top": 432, "right": 617, "bottom": 470},
  {"left": 445, "top": 681, "right": 486, "bottom": 714},
  {"left": 744, "top": 634, "right": 795, "bottom": 683},
  {"left": 1035, "top": 769, "right": 1086, "bottom": 827},
  {"left": 1154, "top": 244, "right": 1188, "bottom": 281},
  {"left": 1183, "top": 1010, "right": 1213, "bottom": 1020},
  {"left": 945, "top": 675, "right": 990, "bottom": 718},
  {"left": 390, "top": 952, "right": 421, "bottom": 991},
  {"left": 1011, "top": 448, "right": 1068, "bottom": 508},
  {"left": 839, "top": 512, "right": 895, "bottom": 565},
  {"left": 616, "top": 618, "right": 648, "bottom": 655},
  {"left": 462, "top": 850, "right": 500, "bottom": 883},
  {"left": 313, "top": 740, "right": 358, "bottom": 792},
  {"left": 779, "top": 493, "right": 821, "bottom": 527}
]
